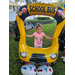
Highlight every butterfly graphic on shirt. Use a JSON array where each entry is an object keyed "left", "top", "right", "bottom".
[{"left": 35, "top": 37, "right": 43, "bottom": 44}]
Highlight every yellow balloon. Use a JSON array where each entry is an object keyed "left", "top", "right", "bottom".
[
  {"left": 62, "top": 7, "right": 64, "bottom": 10},
  {"left": 16, "top": 3, "right": 65, "bottom": 64}
]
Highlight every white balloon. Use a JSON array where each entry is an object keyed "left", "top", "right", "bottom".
[
  {"left": 21, "top": 64, "right": 36, "bottom": 75},
  {"left": 37, "top": 65, "right": 53, "bottom": 75}
]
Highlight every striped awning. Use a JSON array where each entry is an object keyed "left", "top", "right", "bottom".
[
  {"left": 9, "top": 2, "right": 21, "bottom": 6},
  {"left": 9, "top": 2, "right": 14, "bottom": 6}
]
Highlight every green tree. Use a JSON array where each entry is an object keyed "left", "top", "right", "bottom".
[
  {"left": 15, "top": 0, "right": 19, "bottom": 3},
  {"left": 58, "top": 0, "right": 65, "bottom": 7},
  {"left": 15, "top": 0, "right": 39, "bottom": 4},
  {"left": 51, "top": 0, "right": 65, "bottom": 8},
  {"left": 50, "top": 2, "right": 59, "bottom": 7}
]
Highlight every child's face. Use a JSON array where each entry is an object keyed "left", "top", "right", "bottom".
[{"left": 36, "top": 27, "right": 42, "bottom": 34}]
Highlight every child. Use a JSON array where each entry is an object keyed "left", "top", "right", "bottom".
[{"left": 26, "top": 23, "right": 53, "bottom": 48}]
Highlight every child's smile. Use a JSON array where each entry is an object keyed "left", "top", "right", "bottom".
[{"left": 36, "top": 27, "right": 42, "bottom": 34}]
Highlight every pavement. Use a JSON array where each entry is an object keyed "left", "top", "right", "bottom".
[{"left": 9, "top": 11, "right": 16, "bottom": 21}]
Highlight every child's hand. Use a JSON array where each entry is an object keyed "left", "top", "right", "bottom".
[
  {"left": 26, "top": 34, "right": 34, "bottom": 37},
  {"left": 50, "top": 37, "right": 53, "bottom": 40},
  {"left": 44, "top": 35, "right": 53, "bottom": 40}
]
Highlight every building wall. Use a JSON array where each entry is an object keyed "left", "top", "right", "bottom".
[{"left": 9, "top": 5, "right": 20, "bottom": 12}]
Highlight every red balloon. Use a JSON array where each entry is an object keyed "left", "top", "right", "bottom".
[
  {"left": 22, "top": 8, "right": 27, "bottom": 14},
  {"left": 58, "top": 10, "right": 63, "bottom": 16}
]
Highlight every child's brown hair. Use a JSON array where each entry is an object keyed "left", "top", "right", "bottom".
[{"left": 35, "top": 23, "right": 43, "bottom": 30}]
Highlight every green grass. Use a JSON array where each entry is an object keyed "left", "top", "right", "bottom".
[{"left": 9, "top": 22, "right": 65, "bottom": 75}]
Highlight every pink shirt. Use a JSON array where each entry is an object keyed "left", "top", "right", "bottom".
[{"left": 33, "top": 32, "right": 45, "bottom": 46}]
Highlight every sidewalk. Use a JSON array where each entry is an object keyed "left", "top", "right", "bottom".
[{"left": 9, "top": 11, "right": 16, "bottom": 21}]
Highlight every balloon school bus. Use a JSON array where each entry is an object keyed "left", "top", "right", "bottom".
[{"left": 13, "top": 3, "right": 65, "bottom": 75}]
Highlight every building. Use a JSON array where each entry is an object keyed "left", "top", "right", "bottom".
[
  {"left": 9, "top": 0, "right": 21, "bottom": 21},
  {"left": 9, "top": 1, "right": 21, "bottom": 12}
]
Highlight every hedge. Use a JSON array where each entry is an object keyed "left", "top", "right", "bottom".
[
  {"left": 9, "top": 21, "right": 15, "bottom": 34},
  {"left": 27, "top": 19, "right": 54, "bottom": 26},
  {"left": 37, "top": 17, "right": 50, "bottom": 20}
]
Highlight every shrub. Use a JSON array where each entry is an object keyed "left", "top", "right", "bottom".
[
  {"left": 9, "top": 21, "right": 14, "bottom": 34},
  {"left": 27, "top": 19, "right": 54, "bottom": 26},
  {"left": 9, "top": 25, "right": 14, "bottom": 34},
  {"left": 37, "top": 17, "right": 50, "bottom": 20}
]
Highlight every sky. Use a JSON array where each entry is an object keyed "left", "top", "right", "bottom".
[
  {"left": 37, "top": 0, "right": 58, "bottom": 3},
  {"left": 9, "top": 0, "right": 58, "bottom": 3}
]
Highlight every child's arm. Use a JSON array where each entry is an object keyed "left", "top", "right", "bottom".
[
  {"left": 44, "top": 35, "right": 53, "bottom": 40},
  {"left": 26, "top": 34, "right": 34, "bottom": 37}
]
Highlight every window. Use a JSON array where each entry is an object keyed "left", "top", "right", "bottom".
[{"left": 9, "top": 5, "right": 12, "bottom": 9}]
